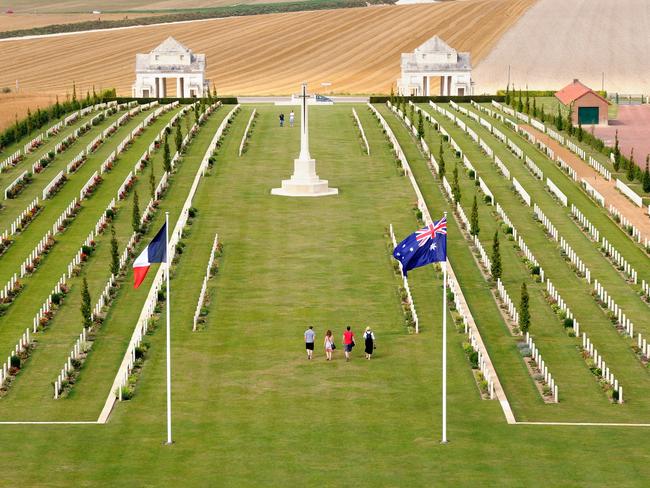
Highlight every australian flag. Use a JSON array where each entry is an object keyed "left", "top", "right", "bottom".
[{"left": 393, "top": 216, "right": 447, "bottom": 276}]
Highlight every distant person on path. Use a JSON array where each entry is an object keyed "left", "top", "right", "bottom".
[
  {"left": 324, "top": 329, "right": 335, "bottom": 361},
  {"left": 363, "top": 327, "right": 376, "bottom": 360},
  {"left": 304, "top": 326, "right": 315, "bottom": 360},
  {"left": 289, "top": 110, "right": 295, "bottom": 127},
  {"left": 279, "top": 113, "right": 285, "bottom": 127},
  {"left": 343, "top": 326, "right": 355, "bottom": 362}
]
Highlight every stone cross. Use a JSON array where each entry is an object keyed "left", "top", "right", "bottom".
[{"left": 298, "top": 83, "right": 311, "bottom": 161}]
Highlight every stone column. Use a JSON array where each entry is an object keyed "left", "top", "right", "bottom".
[
  {"left": 441, "top": 75, "right": 446, "bottom": 96},
  {"left": 176, "top": 77, "right": 182, "bottom": 98},
  {"left": 158, "top": 78, "right": 164, "bottom": 98}
]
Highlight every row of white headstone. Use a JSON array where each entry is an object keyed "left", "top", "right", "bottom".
[
  {"left": 2, "top": 197, "right": 39, "bottom": 241},
  {"left": 593, "top": 279, "right": 635, "bottom": 339},
  {"left": 582, "top": 333, "right": 623, "bottom": 403},
  {"left": 193, "top": 233, "right": 221, "bottom": 332},
  {"left": 3, "top": 170, "right": 28, "bottom": 200},
  {"left": 525, "top": 331, "right": 559, "bottom": 402},
  {"left": 608, "top": 204, "right": 647, "bottom": 247},
  {"left": 600, "top": 236, "right": 638, "bottom": 283},
  {"left": 388, "top": 224, "right": 420, "bottom": 333},
  {"left": 496, "top": 278, "right": 519, "bottom": 326},
  {"left": 42, "top": 170, "right": 65, "bottom": 200},
  {"left": 66, "top": 151, "right": 86, "bottom": 174}
]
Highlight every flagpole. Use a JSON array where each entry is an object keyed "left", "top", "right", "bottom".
[
  {"left": 165, "top": 211, "right": 172, "bottom": 445},
  {"left": 441, "top": 211, "right": 448, "bottom": 444}
]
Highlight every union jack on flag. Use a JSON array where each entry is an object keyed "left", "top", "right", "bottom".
[
  {"left": 392, "top": 215, "right": 448, "bottom": 276},
  {"left": 415, "top": 216, "right": 447, "bottom": 247}
]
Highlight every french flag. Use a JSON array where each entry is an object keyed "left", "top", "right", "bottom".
[{"left": 133, "top": 223, "right": 167, "bottom": 288}]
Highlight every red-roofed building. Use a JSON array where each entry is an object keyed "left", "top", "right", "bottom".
[{"left": 555, "top": 79, "right": 609, "bottom": 126}]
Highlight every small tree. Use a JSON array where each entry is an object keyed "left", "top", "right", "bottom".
[
  {"left": 389, "top": 86, "right": 395, "bottom": 105},
  {"left": 613, "top": 130, "right": 621, "bottom": 171},
  {"left": 110, "top": 225, "right": 120, "bottom": 276},
  {"left": 417, "top": 111, "right": 425, "bottom": 139},
  {"left": 519, "top": 282, "right": 530, "bottom": 333},
  {"left": 505, "top": 84, "right": 510, "bottom": 106},
  {"left": 517, "top": 90, "right": 524, "bottom": 112},
  {"left": 470, "top": 194, "right": 480, "bottom": 236},
  {"left": 643, "top": 156, "right": 650, "bottom": 193},
  {"left": 555, "top": 106, "right": 563, "bottom": 131},
  {"left": 524, "top": 89, "right": 530, "bottom": 114},
  {"left": 132, "top": 190, "right": 141, "bottom": 234},
  {"left": 532, "top": 97, "right": 537, "bottom": 118},
  {"left": 577, "top": 119, "right": 584, "bottom": 142},
  {"left": 566, "top": 105, "right": 574, "bottom": 136},
  {"left": 452, "top": 164, "right": 461, "bottom": 204},
  {"left": 409, "top": 102, "right": 415, "bottom": 123},
  {"left": 81, "top": 277, "right": 92, "bottom": 329},
  {"left": 539, "top": 105, "right": 545, "bottom": 123},
  {"left": 438, "top": 143, "right": 445, "bottom": 176},
  {"left": 149, "top": 157, "right": 156, "bottom": 199},
  {"left": 163, "top": 135, "right": 171, "bottom": 173},
  {"left": 175, "top": 123, "right": 183, "bottom": 154},
  {"left": 491, "top": 230, "right": 501, "bottom": 280},
  {"left": 627, "top": 149, "right": 636, "bottom": 181}
]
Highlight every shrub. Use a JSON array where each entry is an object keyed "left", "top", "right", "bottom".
[
  {"left": 188, "top": 207, "right": 198, "bottom": 218},
  {"left": 10, "top": 355, "right": 20, "bottom": 369},
  {"left": 51, "top": 292, "right": 63, "bottom": 305},
  {"left": 563, "top": 317, "right": 574, "bottom": 328}
]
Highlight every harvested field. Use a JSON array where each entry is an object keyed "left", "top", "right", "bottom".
[
  {"left": 0, "top": 1, "right": 534, "bottom": 98},
  {"left": 0, "top": 91, "right": 57, "bottom": 131},
  {"left": 473, "top": 0, "right": 650, "bottom": 94}
]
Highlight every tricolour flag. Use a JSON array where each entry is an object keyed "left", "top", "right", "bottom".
[
  {"left": 133, "top": 223, "right": 167, "bottom": 288},
  {"left": 392, "top": 216, "right": 447, "bottom": 276}
]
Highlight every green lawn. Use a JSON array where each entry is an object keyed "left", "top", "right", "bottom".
[{"left": 0, "top": 104, "right": 649, "bottom": 486}]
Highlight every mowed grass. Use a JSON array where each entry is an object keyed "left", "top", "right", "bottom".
[{"left": 0, "top": 105, "right": 649, "bottom": 486}]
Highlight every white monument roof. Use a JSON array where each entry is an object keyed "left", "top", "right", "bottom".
[
  {"left": 135, "top": 36, "right": 206, "bottom": 74},
  {"left": 400, "top": 35, "right": 471, "bottom": 73}
]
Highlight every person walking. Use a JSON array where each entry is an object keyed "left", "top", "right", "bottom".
[
  {"left": 324, "top": 329, "right": 335, "bottom": 361},
  {"left": 289, "top": 110, "right": 295, "bottom": 128},
  {"left": 304, "top": 326, "right": 315, "bottom": 360},
  {"left": 279, "top": 113, "right": 285, "bottom": 127},
  {"left": 363, "top": 327, "right": 376, "bottom": 360},
  {"left": 343, "top": 326, "right": 355, "bottom": 362}
]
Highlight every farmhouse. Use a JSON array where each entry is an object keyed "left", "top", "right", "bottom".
[
  {"left": 555, "top": 79, "right": 609, "bottom": 126},
  {"left": 396, "top": 36, "right": 473, "bottom": 96},
  {"left": 132, "top": 37, "right": 209, "bottom": 98}
]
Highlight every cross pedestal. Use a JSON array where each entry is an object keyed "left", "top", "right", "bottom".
[{"left": 271, "top": 83, "right": 338, "bottom": 197}]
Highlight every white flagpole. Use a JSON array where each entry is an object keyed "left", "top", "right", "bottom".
[
  {"left": 441, "top": 211, "right": 448, "bottom": 444},
  {"left": 165, "top": 211, "right": 173, "bottom": 445}
]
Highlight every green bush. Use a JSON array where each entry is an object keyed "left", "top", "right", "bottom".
[{"left": 10, "top": 355, "right": 20, "bottom": 369}]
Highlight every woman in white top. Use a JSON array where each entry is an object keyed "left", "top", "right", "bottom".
[
  {"left": 289, "top": 111, "right": 295, "bottom": 128},
  {"left": 324, "top": 329, "right": 334, "bottom": 361},
  {"left": 363, "top": 327, "right": 375, "bottom": 360}
]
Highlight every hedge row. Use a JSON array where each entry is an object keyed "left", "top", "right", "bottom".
[{"left": 369, "top": 95, "right": 505, "bottom": 103}]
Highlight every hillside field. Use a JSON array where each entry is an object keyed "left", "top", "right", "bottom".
[{"left": 0, "top": 1, "right": 533, "bottom": 105}]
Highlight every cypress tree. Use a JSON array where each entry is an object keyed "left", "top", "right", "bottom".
[
  {"left": 175, "top": 123, "right": 183, "bottom": 154},
  {"left": 438, "top": 143, "right": 445, "bottom": 176},
  {"left": 390, "top": 86, "right": 395, "bottom": 105},
  {"left": 556, "top": 106, "right": 564, "bottom": 131},
  {"left": 613, "top": 130, "right": 621, "bottom": 171},
  {"left": 505, "top": 84, "right": 510, "bottom": 106},
  {"left": 163, "top": 135, "right": 171, "bottom": 173},
  {"left": 110, "top": 225, "right": 120, "bottom": 276},
  {"left": 643, "top": 156, "right": 650, "bottom": 193},
  {"left": 627, "top": 149, "right": 636, "bottom": 181},
  {"left": 132, "top": 190, "right": 141, "bottom": 234},
  {"left": 417, "top": 111, "right": 425, "bottom": 139},
  {"left": 81, "top": 277, "right": 92, "bottom": 329},
  {"left": 470, "top": 194, "right": 480, "bottom": 236},
  {"left": 452, "top": 164, "right": 461, "bottom": 204},
  {"left": 577, "top": 120, "right": 583, "bottom": 142},
  {"left": 519, "top": 282, "right": 530, "bottom": 333},
  {"left": 517, "top": 90, "right": 523, "bottom": 112},
  {"left": 524, "top": 89, "right": 530, "bottom": 114},
  {"left": 567, "top": 105, "right": 574, "bottom": 135},
  {"left": 195, "top": 105, "right": 200, "bottom": 125},
  {"left": 409, "top": 102, "right": 415, "bottom": 123},
  {"left": 532, "top": 98, "right": 537, "bottom": 118},
  {"left": 539, "top": 105, "right": 545, "bottom": 123},
  {"left": 491, "top": 230, "right": 501, "bottom": 280},
  {"left": 149, "top": 157, "right": 156, "bottom": 199}
]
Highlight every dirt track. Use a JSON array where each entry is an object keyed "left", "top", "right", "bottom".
[
  {"left": 0, "top": 1, "right": 533, "bottom": 98},
  {"left": 473, "top": 0, "right": 650, "bottom": 94}
]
